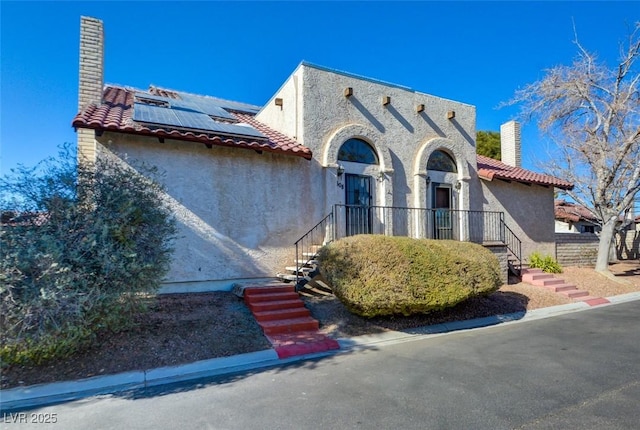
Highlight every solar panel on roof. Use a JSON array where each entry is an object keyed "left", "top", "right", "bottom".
[
  {"left": 207, "top": 122, "right": 266, "bottom": 139},
  {"left": 133, "top": 103, "right": 179, "bottom": 126},
  {"left": 176, "top": 91, "right": 261, "bottom": 114},
  {"left": 134, "top": 92, "right": 172, "bottom": 105},
  {"left": 133, "top": 103, "right": 266, "bottom": 139},
  {"left": 170, "top": 98, "right": 236, "bottom": 120}
]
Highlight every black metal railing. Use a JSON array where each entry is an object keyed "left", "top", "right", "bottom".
[
  {"left": 291, "top": 205, "right": 523, "bottom": 286},
  {"left": 294, "top": 211, "right": 334, "bottom": 285},
  {"left": 501, "top": 219, "right": 522, "bottom": 274},
  {"left": 333, "top": 205, "right": 505, "bottom": 244}
]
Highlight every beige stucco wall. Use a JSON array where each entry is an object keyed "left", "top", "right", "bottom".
[
  {"left": 257, "top": 68, "right": 305, "bottom": 143},
  {"left": 98, "top": 132, "right": 315, "bottom": 287},
  {"left": 257, "top": 63, "right": 477, "bottom": 218},
  {"left": 476, "top": 179, "right": 556, "bottom": 261},
  {"left": 87, "top": 63, "right": 559, "bottom": 288}
]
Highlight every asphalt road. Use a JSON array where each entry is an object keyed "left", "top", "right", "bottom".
[{"left": 4, "top": 300, "right": 640, "bottom": 430}]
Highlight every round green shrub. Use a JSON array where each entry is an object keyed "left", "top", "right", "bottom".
[{"left": 318, "top": 235, "right": 502, "bottom": 318}]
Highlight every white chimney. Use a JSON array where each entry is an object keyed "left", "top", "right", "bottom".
[
  {"left": 77, "top": 16, "right": 104, "bottom": 164},
  {"left": 500, "top": 120, "right": 521, "bottom": 167}
]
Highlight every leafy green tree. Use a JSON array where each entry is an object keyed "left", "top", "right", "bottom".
[
  {"left": 476, "top": 131, "right": 501, "bottom": 160},
  {"left": 0, "top": 143, "right": 176, "bottom": 365}
]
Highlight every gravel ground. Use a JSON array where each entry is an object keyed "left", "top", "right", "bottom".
[
  {"left": 302, "top": 261, "right": 640, "bottom": 338},
  {"left": 2, "top": 261, "right": 639, "bottom": 390}
]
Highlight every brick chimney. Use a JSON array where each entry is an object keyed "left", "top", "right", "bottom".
[
  {"left": 77, "top": 16, "right": 104, "bottom": 164},
  {"left": 500, "top": 120, "right": 521, "bottom": 168}
]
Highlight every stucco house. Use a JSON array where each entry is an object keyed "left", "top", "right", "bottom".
[
  {"left": 555, "top": 200, "right": 601, "bottom": 234},
  {"left": 72, "top": 17, "right": 573, "bottom": 291}
]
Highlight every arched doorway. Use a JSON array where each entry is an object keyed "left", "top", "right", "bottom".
[
  {"left": 427, "top": 149, "right": 458, "bottom": 239},
  {"left": 338, "top": 138, "right": 379, "bottom": 235}
]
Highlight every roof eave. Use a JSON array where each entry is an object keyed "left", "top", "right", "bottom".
[{"left": 72, "top": 121, "right": 313, "bottom": 160}]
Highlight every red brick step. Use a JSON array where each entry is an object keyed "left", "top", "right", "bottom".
[
  {"left": 234, "top": 282, "right": 341, "bottom": 358},
  {"left": 258, "top": 316, "right": 319, "bottom": 335},
  {"left": 244, "top": 291, "right": 299, "bottom": 303},
  {"left": 559, "top": 289, "right": 590, "bottom": 299},
  {"left": 246, "top": 299, "right": 304, "bottom": 313},
  {"left": 244, "top": 285, "right": 295, "bottom": 296},
  {"left": 544, "top": 283, "right": 578, "bottom": 293},
  {"left": 253, "top": 307, "right": 311, "bottom": 322},
  {"left": 520, "top": 269, "right": 609, "bottom": 307}
]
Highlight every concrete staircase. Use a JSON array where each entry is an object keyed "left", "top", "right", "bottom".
[
  {"left": 276, "top": 246, "right": 322, "bottom": 284},
  {"left": 521, "top": 268, "right": 610, "bottom": 305},
  {"left": 237, "top": 282, "right": 340, "bottom": 359}
]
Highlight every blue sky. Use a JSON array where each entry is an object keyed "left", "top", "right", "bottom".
[{"left": 1, "top": 1, "right": 638, "bottom": 175}]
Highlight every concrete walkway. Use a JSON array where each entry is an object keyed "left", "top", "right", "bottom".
[{"left": 2, "top": 291, "right": 640, "bottom": 412}]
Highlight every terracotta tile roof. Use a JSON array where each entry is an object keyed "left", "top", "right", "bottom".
[
  {"left": 72, "top": 86, "right": 312, "bottom": 160},
  {"left": 554, "top": 200, "right": 598, "bottom": 223},
  {"left": 476, "top": 155, "right": 573, "bottom": 190}
]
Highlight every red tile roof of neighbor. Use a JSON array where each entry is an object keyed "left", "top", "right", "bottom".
[
  {"left": 476, "top": 154, "right": 573, "bottom": 190},
  {"left": 554, "top": 200, "right": 598, "bottom": 223},
  {"left": 72, "top": 86, "right": 313, "bottom": 160}
]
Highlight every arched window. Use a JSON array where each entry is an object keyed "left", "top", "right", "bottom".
[
  {"left": 338, "top": 138, "right": 379, "bottom": 165},
  {"left": 427, "top": 150, "right": 457, "bottom": 173}
]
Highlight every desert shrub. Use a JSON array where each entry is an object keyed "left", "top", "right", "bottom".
[
  {"left": 317, "top": 235, "right": 502, "bottom": 318},
  {"left": 0, "top": 144, "right": 176, "bottom": 366},
  {"left": 528, "top": 252, "right": 562, "bottom": 273}
]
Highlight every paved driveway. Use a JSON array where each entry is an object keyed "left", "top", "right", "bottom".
[{"left": 4, "top": 300, "right": 640, "bottom": 429}]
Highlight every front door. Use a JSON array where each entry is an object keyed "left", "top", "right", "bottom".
[
  {"left": 345, "top": 174, "right": 372, "bottom": 236},
  {"left": 432, "top": 184, "right": 453, "bottom": 239}
]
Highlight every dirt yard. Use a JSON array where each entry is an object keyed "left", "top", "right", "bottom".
[{"left": 2, "top": 261, "right": 639, "bottom": 390}]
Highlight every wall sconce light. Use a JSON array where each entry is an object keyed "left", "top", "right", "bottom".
[
  {"left": 426, "top": 175, "right": 431, "bottom": 185},
  {"left": 377, "top": 171, "right": 385, "bottom": 182},
  {"left": 382, "top": 96, "right": 391, "bottom": 106},
  {"left": 455, "top": 180, "right": 462, "bottom": 190},
  {"left": 447, "top": 110, "right": 455, "bottom": 120},
  {"left": 344, "top": 87, "right": 353, "bottom": 97},
  {"left": 337, "top": 164, "right": 345, "bottom": 177},
  {"left": 274, "top": 98, "right": 283, "bottom": 108},
  {"left": 416, "top": 104, "right": 425, "bottom": 113}
]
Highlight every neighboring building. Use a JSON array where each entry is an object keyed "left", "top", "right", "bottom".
[
  {"left": 72, "top": 17, "right": 573, "bottom": 291},
  {"left": 555, "top": 200, "right": 601, "bottom": 234}
]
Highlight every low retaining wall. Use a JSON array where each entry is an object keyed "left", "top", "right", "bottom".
[
  {"left": 484, "top": 244, "right": 508, "bottom": 284},
  {"left": 555, "top": 233, "right": 598, "bottom": 267}
]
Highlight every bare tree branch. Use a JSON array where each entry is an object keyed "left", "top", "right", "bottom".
[{"left": 507, "top": 22, "right": 640, "bottom": 272}]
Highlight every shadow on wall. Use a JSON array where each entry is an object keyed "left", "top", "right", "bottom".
[
  {"left": 616, "top": 228, "right": 640, "bottom": 260},
  {"left": 389, "top": 151, "right": 408, "bottom": 206},
  {"left": 166, "top": 197, "right": 272, "bottom": 282},
  {"left": 104, "top": 149, "right": 273, "bottom": 283},
  {"left": 386, "top": 105, "right": 414, "bottom": 133},
  {"left": 348, "top": 96, "right": 386, "bottom": 133},
  {"left": 418, "top": 111, "right": 445, "bottom": 137},
  {"left": 449, "top": 118, "right": 475, "bottom": 146}
]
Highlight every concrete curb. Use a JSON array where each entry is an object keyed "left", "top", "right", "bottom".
[
  {"left": 3, "top": 291, "right": 640, "bottom": 412},
  {"left": 1, "top": 350, "right": 280, "bottom": 411}
]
